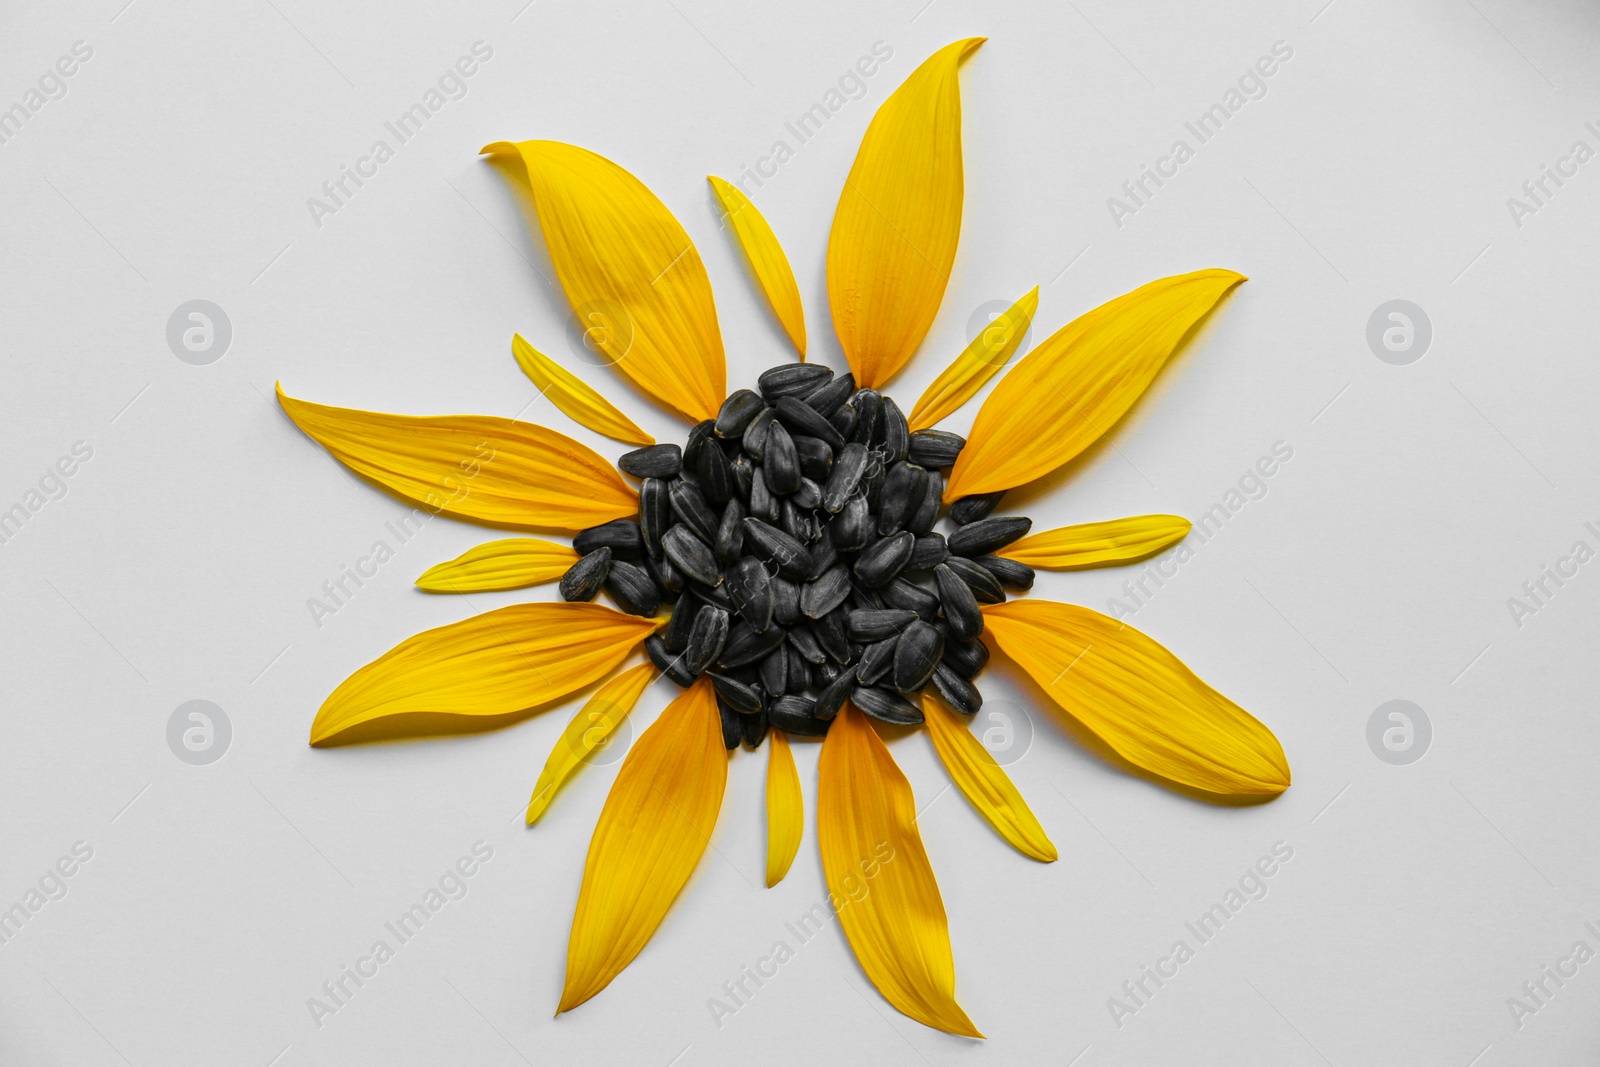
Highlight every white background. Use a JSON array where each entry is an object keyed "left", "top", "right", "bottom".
[{"left": 3, "top": 0, "right": 1598, "bottom": 1063}]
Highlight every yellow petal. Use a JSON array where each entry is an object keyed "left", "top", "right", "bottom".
[
  {"left": 484, "top": 140, "right": 726, "bottom": 423},
  {"left": 765, "top": 729, "right": 803, "bottom": 886},
  {"left": 707, "top": 176, "right": 806, "bottom": 359},
  {"left": 818, "top": 702, "right": 982, "bottom": 1038},
  {"left": 560, "top": 677, "right": 728, "bottom": 1013},
  {"left": 907, "top": 286, "right": 1037, "bottom": 432},
  {"left": 309, "top": 603, "right": 660, "bottom": 746},
  {"left": 922, "top": 694, "right": 1056, "bottom": 862},
  {"left": 527, "top": 663, "right": 656, "bottom": 825},
  {"left": 415, "top": 537, "right": 579, "bottom": 593},
  {"left": 278, "top": 386, "right": 636, "bottom": 533},
  {"left": 826, "top": 39, "right": 984, "bottom": 389},
  {"left": 512, "top": 333, "right": 654, "bottom": 446},
  {"left": 945, "top": 269, "right": 1246, "bottom": 501},
  {"left": 981, "top": 600, "right": 1289, "bottom": 795},
  {"left": 996, "top": 515, "right": 1191, "bottom": 570}
]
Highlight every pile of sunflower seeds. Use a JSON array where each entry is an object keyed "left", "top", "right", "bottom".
[{"left": 560, "top": 364, "right": 1035, "bottom": 750}]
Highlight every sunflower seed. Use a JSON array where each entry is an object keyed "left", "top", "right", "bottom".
[
  {"left": 763, "top": 419, "right": 801, "bottom": 495},
  {"left": 893, "top": 620, "right": 945, "bottom": 694},
  {"left": 908, "top": 474, "right": 942, "bottom": 537},
  {"left": 848, "top": 389, "right": 883, "bottom": 446},
  {"left": 683, "top": 605, "right": 730, "bottom": 675},
  {"left": 882, "top": 576, "right": 941, "bottom": 618},
  {"left": 794, "top": 435, "right": 834, "bottom": 480},
  {"left": 848, "top": 609, "right": 917, "bottom": 642},
  {"left": 856, "top": 638, "right": 897, "bottom": 685},
  {"left": 662, "top": 525, "right": 722, "bottom": 587},
  {"left": 718, "top": 696, "right": 742, "bottom": 749},
  {"left": 759, "top": 646, "right": 788, "bottom": 696},
  {"left": 975, "top": 555, "right": 1035, "bottom": 590},
  {"left": 719, "top": 619, "right": 788, "bottom": 667},
  {"left": 822, "top": 443, "right": 869, "bottom": 513},
  {"left": 768, "top": 694, "right": 829, "bottom": 736},
  {"left": 647, "top": 634, "right": 697, "bottom": 687},
  {"left": 786, "top": 624, "right": 827, "bottom": 664},
  {"left": 732, "top": 454, "right": 755, "bottom": 498},
  {"left": 803, "top": 372, "right": 856, "bottom": 416},
  {"left": 791, "top": 477, "right": 823, "bottom": 511},
  {"left": 788, "top": 646, "right": 814, "bottom": 690},
  {"left": 851, "top": 585, "right": 886, "bottom": 612},
  {"left": 663, "top": 590, "right": 700, "bottom": 652},
  {"left": 642, "top": 553, "right": 681, "bottom": 602},
  {"left": 716, "top": 388, "right": 766, "bottom": 437},
  {"left": 880, "top": 397, "right": 909, "bottom": 463},
  {"left": 908, "top": 534, "right": 948, "bottom": 572},
  {"left": 639, "top": 478, "right": 670, "bottom": 559},
  {"left": 814, "top": 669, "right": 855, "bottom": 720},
  {"left": 805, "top": 527, "right": 837, "bottom": 580},
  {"left": 749, "top": 467, "right": 779, "bottom": 522},
  {"left": 813, "top": 608, "right": 851, "bottom": 664},
  {"left": 605, "top": 559, "right": 660, "bottom": 616},
  {"left": 739, "top": 708, "right": 770, "bottom": 748},
  {"left": 931, "top": 662, "right": 982, "bottom": 714},
  {"left": 725, "top": 556, "right": 773, "bottom": 632},
  {"left": 575, "top": 519, "right": 644, "bottom": 561},
  {"left": 618, "top": 443, "right": 682, "bottom": 479},
  {"left": 770, "top": 574, "right": 801, "bottom": 624},
  {"left": 942, "top": 636, "right": 989, "bottom": 677},
  {"left": 742, "top": 518, "right": 811, "bottom": 579},
  {"left": 862, "top": 457, "right": 884, "bottom": 511},
  {"left": 668, "top": 480, "right": 718, "bottom": 543},
  {"left": 851, "top": 685, "right": 924, "bottom": 725},
  {"left": 907, "top": 429, "right": 965, "bottom": 469},
  {"left": 949, "top": 491, "right": 1005, "bottom": 525},
  {"left": 829, "top": 403, "right": 859, "bottom": 440},
  {"left": 948, "top": 515, "right": 1031, "bottom": 556},
  {"left": 695, "top": 579, "right": 734, "bottom": 612},
  {"left": 560, "top": 547, "right": 612, "bottom": 602},
  {"left": 696, "top": 437, "right": 735, "bottom": 504},
  {"left": 741, "top": 406, "right": 775, "bottom": 460},
  {"left": 944, "top": 555, "right": 1005, "bottom": 603},
  {"left": 774, "top": 395, "right": 846, "bottom": 451},
  {"left": 759, "top": 364, "right": 832, "bottom": 401},
  {"left": 779, "top": 498, "right": 809, "bottom": 541},
  {"left": 933, "top": 563, "right": 983, "bottom": 640},
  {"left": 800, "top": 564, "right": 851, "bottom": 619},
  {"left": 830, "top": 492, "right": 872, "bottom": 549},
  {"left": 683, "top": 419, "right": 717, "bottom": 471},
  {"left": 877, "top": 462, "right": 925, "bottom": 534},
  {"left": 855, "top": 530, "right": 915, "bottom": 588},
  {"left": 715, "top": 499, "right": 745, "bottom": 564}
]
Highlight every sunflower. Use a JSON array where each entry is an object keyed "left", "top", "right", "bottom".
[{"left": 277, "top": 38, "right": 1290, "bottom": 1037}]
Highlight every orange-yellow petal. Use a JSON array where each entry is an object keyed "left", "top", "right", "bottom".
[
  {"left": 707, "top": 176, "right": 806, "bottom": 359},
  {"left": 309, "top": 603, "right": 660, "bottom": 746},
  {"left": 907, "top": 286, "right": 1037, "bottom": 432},
  {"left": 559, "top": 677, "right": 728, "bottom": 1013},
  {"left": 945, "top": 269, "right": 1246, "bottom": 501},
  {"left": 996, "top": 515, "right": 1191, "bottom": 570},
  {"left": 922, "top": 693, "right": 1056, "bottom": 862},
  {"left": 817, "top": 702, "right": 982, "bottom": 1038},
  {"left": 527, "top": 663, "right": 656, "bottom": 825},
  {"left": 826, "top": 39, "right": 984, "bottom": 389},
  {"left": 415, "top": 537, "right": 579, "bottom": 592},
  {"left": 484, "top": 140, "right": 726, "bottom": 423},
  {"left": 512, "top": 333, "right": 654, "bottom": 446},
  {"left": 278, "top": 385, "right": 636, "bottom": 532},
  {"left": 981, "top": 600, "right": 1289, "bottom": 795},
  {"left": 765, "top": 729, "right": 803, "bottom": 886}
]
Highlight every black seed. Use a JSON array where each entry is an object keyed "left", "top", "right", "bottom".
[
  {"left": 749, "top": 467, "right": 779, "bottom": 522},
  {"left": 908, "top": 429, "right": 965, "bottom": 469},
  {"left": 862, "top": 457, "right": 884, "bottom": 510},
  {"left": 774, "top": 395, "right": 846, "bottom": 451},
  {"left": 851, "top": 686, "right": 924, "bottom": 725},
  {"left": 768, "top": 695, "right": 829, "bottom": 736},
  {"left": 942, "top": 636, "right": 989, "bottom": 677},
  {"left": 694, "top": 579, "right": 735, "bottom": 612},
  {"left": 788, "top": 646, "right": 814, "bottom": 690},
  {"left": 813, "top": 608, "right": 851, "bottom": 664},
  {"left": 851, "top": 585, "right": 886, "bottom": 612},
  {"left": 880, "top": 397, "right": 910, "bottom": 463},
  {"left": 663, "top": 590, "right": 700, "bottom": 652},
  {"left": 848, "top": 389, "right": 883, "bottom": 446},
  {"left": 669, "top": 480, "right": 718, "bottom": 544},
  {"left": 855, "top": 530, "right": 915, "bottom": 588},
  {"left": 908, "top": 534, "right": 948, "bottom": 572},
  {"left": 801, "top": 564, "right": 852, "bottom": 619},
  {"left": 848, "top": 608, "right": 917, "bottom": 641},
  {"left": 683, "top": 419, "right": 717, "bottom": 470},
  {"left": 642, "top": 553, "right": 681, "bottom": 603},
  {"left": 742, "top": 406, "right": 775, "bottom": 460},
  {"left": 882, "top": 576, "right": 941, "bottom": 618},
  {"left": 719, "top": 619, "right": 788, "bottom": 667},
  {"left": 814, "top": 669, "right": 855, "bottom": 720},
  {"left": 949, "top": 491, "right": 1005, "bottom": 525},
  {"left": 760, "top": 646, "right": 788, "bottom": 696},
  {"left": 975, "top": 555, "right": 1035, "bottom": 590},
  {"left": 893, "top": 620, "right": 945, "bottom": 694},
  {"left": 803, "top": 372, "right": 856, "bottom": 416},
  {"left": 715, "top": 499, "right": 745, "bottom": 564},
  {"left": 944, "top": 555, "right": 1005, "bottom": 604},
  {"left": 739, "top": 708, "right": 770, "bottom": 748},
  {"left": 794, "top": 435, "right": 834, "bottom": 481},
  {"left": 770, "top": 574, "right": 801, "bottom": 624},
  {"left": 933, "top": 563, "right": 983, "bottom": 640},
  {"left": 931, "top": 662, "right": 982, "bottom": 714},
  {"left": 831, "top": 493, "right": 872, "bottom": 549},
  {"left": 791, "top": 477, "right": 823, "bottom": 511},
  {"left": 763, "top": 420, "right": 801, "bottom": 494},
  {"left": 822, "top": 442, "right": 869, "bottom": 513},
  {"left": 618, "top": 443, "right": 682, "bottom": 479},
  {"left": 560, "top": 547, "right": 612, "bottom": 602},
  {"left": 718, "top": 695, "right": 742, "bottom": 749},
  {"left": 877, "top": 462, "right": 925, "bottom": 534},
  {"left": 696, "top": 437, "right": 735, "bottom": 504},
  {"left": 948, "top": 516, "right": 1031, "bottom": 556},
  {"left": 647, "top": 634, "right": 697, "bottom": 687},
  {"left": 684, "top": 605, "right": 730, "bottom": 675},
  {"left": 742, "top": 518, "right": 811, "bottom": 579},
  {"left": 786, "top": 624, "right": 827, "bottom": 664},
  {"left": 639, "top": 478, "right": 670, "bottom": 559},
  {"left": 779, "top": 498, "right": 810, "bottom": 542},
  {"left": 662, "top": 525, "right": 722, "bottom": 587},
  {"left": 605, "top": 559, "right": 660, "bottom": 616},
  {"left": 856, "top": 638, "right": 897, "bottom": 685},
  {"left": 732, "top": 454, "right": 755, "bottom": 498},
  {"left": 805, "top": 528, "right": 838, "bottom": 580},
  {"left": 907, "top": 474, "right": 942, "bottom": 537},
  {"left": 575, "top": 519, "right": 644, "bottom": 561},
  {"left": 758, "top": 364, "right": 833, "bottom": 402},
  {"left": 829, "top": 403, "right": 859, "bottom": 440},
  {"left": 716, "top": 388, "right": 766, "bottom": 437},
  {"left": 725, "top": 556, "right": 774, "bottom": 632}
]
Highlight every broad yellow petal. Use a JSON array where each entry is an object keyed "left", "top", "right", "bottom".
[
  {"left": 818, "top": 703, "right": 982, "bottom": 1038},
  {"left": 907, "top": 287, "right": 1037, "bottom": 431},
  {"left": 765, "top": 729, "right": 803, "bottom": 886},
  {"left": 512, "top": 333, "right": 654, "bottom": 446},
  {"left": 981, "top": 600, "right": 1289, "bottom": 795},
  {"left": 309, "top": 603, "right": 659, "bottom": 746},
  {"left": 708, "top": 176, "right": 806, "bottom": 359},
  {"left": 826, "top": 39, "right": 984, "bottom": 389},
  {"left": 278, "top": 386, "right": 636, "bottom": 532},
  {"left": 416, "top": 537, "right": 579, "bottom": 592},
  {"left": 527, "top": 663, "right": 656, "bottom": 824},
  {"left": 484, "top": 140, "right": 726, "bottom": 423},
  {"left": 560, "top": 677, "right": 728, "bottom": 1013},
  {"left": 945, "top": 269, "right": 1246, "bottom": 501},
  {"left": 996, "top": 515, "right": 1191, "bottom": 570},
  {"left": 922, "top": 694, "right": 1056, "bottom": 862}
]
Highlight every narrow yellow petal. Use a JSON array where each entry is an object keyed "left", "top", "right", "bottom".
[
  {"left": 278, "top": 386, "right": 636, "bottom": 532},
  {"left": 484, "top": 140, "right": 726, "bottom": 423},
  {"left": 981, "top": 600, "right": 1290, "bottom": 795},
  {"left": 826, "top": 39, "right": 984, "bottom": 389},
  {"left": 818, "top": 703, "right": 983, "bottom": 1038},
  {"left": 416, "top": 537, "right": 579, "bottom": 592},
  {"left": 922, "top": 694, "right": 1056, "bottom": 862},
  {"left": 945, "top": 269, "right": 1246, "bottom": 501},
  {"left": 996, "top": 515, "right": 1191, "bottom": 570},
  {"left": 527, "top": 663, "right": 656, "bottom": 825},
  {"left": 512, "top": 334, "right": 654, "bottom": 446},
  {"left": 560, "top": 677, "right": 728, "bottom": 1013},
  {"left": 765, "top": 729, "right": 803, "bottom": 886},
  {"left": 707, "top": 176, "right": 807, "bottom": 359},
  {"left": 906, "top": 286, "right": 1037, "bottom": 432},
  {"left": 309, "top": 603, "right": 660, "bottom": 746}
]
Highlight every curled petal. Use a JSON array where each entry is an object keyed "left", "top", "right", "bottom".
[
  {"left": 278, "top": 386, "right": 636, "bottom": 532},
  {"left": 907, "top": 286, "right": 1037, "bottom": 432},
  {"left": 512, "top": 334, "right": 654, "bottom": 446},
  {"left": 484, "top": 140, "right": 726, "bottom": 423},
  {"left": 560, "top": 677, "right": 728, "bottom": 1013},
  {"left": 818, "top": 702, "right": 982, "bottom": 1037},
  {"left": 765, "top": 729, "right": 804, "bottom": 886},
  {"left": 416, "top": 537, "right": 579, "bottom": 593},
  {"left": 922, "top": 694, "right": 1056, "bottom": 862},
  {"left": 945, "top": 269, "right": 1246, "bottom": 500},
  {"left": 527, "top": 663, "right": 656, "bottom": 824},
  {"left": 996, "top": 515, "right": 1191, "bottom": 570},
  {"left": 309, "top": 603, "right": 659, "bottom": 746},
  {"left": 981, "top": 600, "right": 1289, "bottom": 795},
  {"left": 826, "top": 39, "right": 984, "bottom": 389},
  {"left": 708, "top": 176, "right": 806, "bottom": 359}
]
